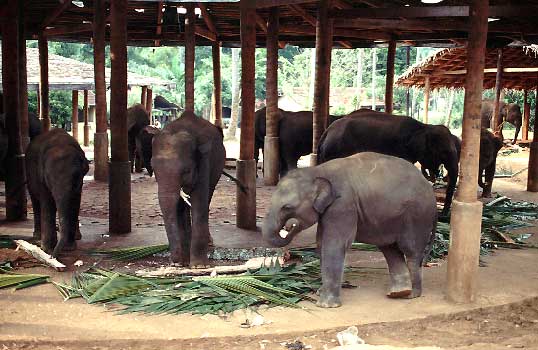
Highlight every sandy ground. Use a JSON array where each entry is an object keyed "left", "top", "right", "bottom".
[{"left": 1, "top": 143, "right": 538, "bottom": 349}]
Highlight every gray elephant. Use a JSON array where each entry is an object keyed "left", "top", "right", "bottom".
[
  {"left": 421, "top": 133, "right": 461, "bottom": 183},
  {"left": 127, "top": 104, "right": 150, "bottom": 173},
  {"left": 481, "top": 99, "right": 522, "bottom": 143},
  {"left": 479, "top": 128, "right": 504, "bottom": 198},
  {"left": 26, "top": 129, "right": 89, "bottom": 256},
  {"left": 152, "top": 111, "right": 225, "bottom": 267},
  {"left": 135, "top": 125, "right": 160, "bottom": 177},
  {"left": 263, "top": 152, "right": 437, "bottom": 308},
  {"left": 318, "top": 110, "right": 459, "bottom": 216}
]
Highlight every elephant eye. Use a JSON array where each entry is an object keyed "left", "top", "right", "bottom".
[{"left": 282, "top": 204, "right": 294, "bottom": 211}]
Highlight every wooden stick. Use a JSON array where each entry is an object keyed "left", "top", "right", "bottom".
[
  {"left": 15, "top": 240, "right": 67, "bottom": 271},
  {"left": 135, "top": 257, "right": 283, "bottom": 277}
]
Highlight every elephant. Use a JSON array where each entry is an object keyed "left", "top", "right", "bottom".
[
  {"left": 317, "top": 110, "right": 459, "bottom": 216},
  {"left": 135, "top": 125, "right": 160, "bottom": 177},
  {"left": 152, "top": 111, "right": 225, "bottom": 267},
  {"left": 262, "top": 152, "right": 437, "bottom": 308},
  {"left": 26, "top": 129, "right": 89, "bottom": 256},
  {"left": 254, "top": 107, "right": 342, "bottom": 177},
  {"left": 127, "top": 104, "right": 150, "bottom": 173},
  {"left": 481, "top": 99, "right": 522, "bottom": 143},
  {"left": 421, "top": 133, "right": 461, "bottom": 183},
  {"left": 479, "top": 128, "right": 504, "bottom": 198}
]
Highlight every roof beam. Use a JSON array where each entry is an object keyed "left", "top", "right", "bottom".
[
  {"left": 198, "top": 3, "right": 218, "bottom": 36},
  {"left": 155, "top": 1, "right": 164, "bottom": 46},
  {"left": 335, "top": 18, "right": 467, "bottom": 32},
  {"left": 256, "top": 14, "right": 286, "bottom": 49},
  {"left": 257, "top": 0, "right": 317, "bottom": 9},
  {"left": 41, "top": 0, "right": 72, "bottom": 30},
  {"left": 43, "top": 23, "right": 92, "bottom": 36},
  {"left": 195, "top": 25, "right": 217, "bottom": 41},
  {"left": 330, "top": 5, "right": 538, "bottom": 19},
  {"left": 280, "top": 24, "right": 390, "bottom": 41}
]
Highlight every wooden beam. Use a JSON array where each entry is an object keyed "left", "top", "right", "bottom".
[
  {"left": 38, "top": 35, "right": 50, "bottom": 131},
  {"left": 146, "top": 88, "right": 153, "bottom": 123},
  {"left": 41, "top": 0, "right": 72, "bottom": 30},
  {"left": 198, "top": 3, "right": 218, "bottom": 36},
  {"left": 43, "top": 23, "right": 93, "bottom": 36},
  {"left": 185, "top": 4, "right": 195, "bottom": 112},
  {"left": 492, "top": 49, "right": 503, "bottom": 131},
  {"left": 279, "top": 24, "right": 391, "bottom": 41},
  {"left": 385, "top": 40, "right": 396, "bottom": 114},
  {"left": 141, "top": 86, "right": 147, "bottom": 108},
  {"left": 334, "top": 18, "right": 467, "bottom": 32},
  {"left": 446, "top": 0, "right": 489, "bottom": 304},
  {"left": 212, "top": 42, "right": 223, "bottom": 128},
  {"left": 195, "top": 25, "right": 217, "bottom": 42},
  {"left": 155, "top": 1, "right": 164, "bottom": 46},
  {"left": 71, "top": 90, "right": 79, "bottom": 142},
  {"left": 257, "top": 0, "right": 317, "bottom": 8}
]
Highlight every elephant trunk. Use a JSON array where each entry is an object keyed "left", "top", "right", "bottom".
[{"left": 262, "top": 212, "right": 294, "bottom": 248}]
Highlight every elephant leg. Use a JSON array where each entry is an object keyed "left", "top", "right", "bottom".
[
  {"left": 128, "top": 137, "right": 136, "bottom": 173},
  {"left": 478, "top": 167, "right": 486, "bottom": 189},
  {"left": 29, "top": 191, "right": 41, "bottom": 240},
  {"left": 189, "top": 189, "right": 211, "bottom": 268},
  {"left": 317, "top": 234, "right": 347, "bottom": 308},
  {"left": 134, "top": 150, "right": 143, "bottom": 173},
  {"left": 513, "top": 125, "right": 520, "bottom": 144},
  {"left": 40, "top": 195, "right": 57, "bottom": 255},
  {"left": 55, "top": 192, "right": 81, "bottom": 255},
  {"left": 405, "top": 256, "right": 423, "bottom": 298},
  {"left": 159, "top": 193, "right": 186, "bottom": 265},
  {"left": 379, "top": 243, "right": 412, "bottom": 298},
  {"left": 178, "top": 201, "right": 192, "bottom": 266},
  {"left": 482, "top": 162, "right": 496, "bottom": 198}
]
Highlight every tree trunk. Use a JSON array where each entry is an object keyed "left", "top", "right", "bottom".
[
  {"left": 225, "top": 48, "right": 241, "bottom": 141},
  {"left": 371, "top": 48, "right": 376, "bottom": 111},
  {"left": 355, "top": 48, "right": 363, "bottom": 109},
  {"left": 446, "top": 89, "right": 456, "bottom": 127}
]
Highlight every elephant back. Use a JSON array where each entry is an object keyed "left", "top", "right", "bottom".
[{"left": 127, "top": 104, "right": 150, "bottom": 132}]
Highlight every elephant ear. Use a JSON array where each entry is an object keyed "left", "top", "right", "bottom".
[
  {"left": 313, "top": 177, "right": 335, "bottom": 214},
  {"left": 406, "top": 129, "right": 427, "bottom": 162}
]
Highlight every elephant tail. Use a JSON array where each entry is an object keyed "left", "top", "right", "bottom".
[
  {"left": 222, "top": 170, "right": 247, "bottom": 194},
  {"left": 422, "top": 211, "right": 438, "bottom": 266}
]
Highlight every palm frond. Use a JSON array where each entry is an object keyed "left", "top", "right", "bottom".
[{"left": 0, "top": 269, "right": 49, "bottom": 290}]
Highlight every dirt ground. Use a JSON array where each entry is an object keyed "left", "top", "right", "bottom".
[{"left": 1, "top": 144, "right": 538, "bottom": 350}]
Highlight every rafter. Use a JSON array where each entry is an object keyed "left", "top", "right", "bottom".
[
  {"left": 256, "top": 14, "right": 286, "bottom": 49},
  {"left": 195, "top": 25, "right": 217, "bottom": 42},
  {"left": 41, "top": 0, "right": 72, "bottom": 30},
  {"left": 257, "top": 0, "right": 317, "bottom": 8},
  {"left": 198, "top": 3, "right": 218, "bottom": 36},
  {"left": 155, "top": 1, "right": 164, "bottom": 46}
]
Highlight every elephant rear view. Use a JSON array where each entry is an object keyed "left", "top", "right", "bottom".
[
  {"left": 318, "top": 110, "right": 459, "bottom": 216},
  {"left": 127, "top": 104, "right": 150, "bottom": 173},
  {"left": 135, "top": 125, "right": 160, "bottom": 177},
  {"left": 26, "top": 129, "right": 89, "bottom": 257},
  {"left": 152, "top": 111, "right": 225, "bottom": 267}
]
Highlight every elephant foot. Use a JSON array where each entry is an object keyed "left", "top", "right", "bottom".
[
  {"left": 387, "top": 289, "right": 412, "bottom": 298},
  {"left": 170, "top": 251, "right": 187, "bottom": 266},
  {"left": 387, "top": 276, "right": 412, "bottom": 298},
  {"left": 316, "top": 292, "right": 342, "bottom": 308},
  {"left": 75, "top": 227, "right": 82, "bottom": 240},
  {"left": 189, "top": 254, "right": 210, "bottom": 269},
  {"left": 404, "top": 289, "right": 422, "bottom": 299},
  {"left": 63, "top": 241, "right": 77, "bottom": 251},
  {"left": 482, "top": 191, "right": 492, "bottom": 198}
]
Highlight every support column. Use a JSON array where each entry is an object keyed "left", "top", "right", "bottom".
[
  {"left": 406, "top": 46, "right": 411, "bottom": 116},
  {"left": 311, "top": 0, "right": 332, "bottom": 166},
  {"left": 93, "top": 0, "right": 109, "bottom": 182},
  {"left": 71, "top": 90, "right": 79, "bottom": 141},
  {"left": 109, "top": 0, "right": 131, "bottom": 234},
  {"left": 491, "top": 48, "right": 503, "bottom": 131},
  {"left": 212, "top": 42, "right": 223, "bottom": 128},
  {"left": 184, "top": 4, "right": 195, "bottom": 112},
  {"left": 140, "top": 86, "right": 147, "bottom": 108},
  {"left": 446, "top": 0, "right": 488, "bottom": 304},
  {"left": 385, "top": 40, "right": 396, "bottom": 115},
  {"left": 264, "top": 7, "right": 280, "bottom": 185},
  {"left": 83, "top": 90, "right": 90, "bottom": 146},
  {"left": 2, "top": 0, "right": 27, "bottom": 220},
  {"left": 18, "top": 0, "right": 29, "bottom": 150},
  {"left": 236, "top": 0, "right": 257, "bottom": 230},
  {"left": 522, "top": 90, "right": 529, "bottom": 141},
  {"left": 423, "top": 76, "right": 430, "bottom": 124},
  {"left": 146, "top": 88, "right": 153, "bottom": 123},
  {"left": 527, "top": 87, "right": 538, "bottom": 192},
  {"left": 38, "top": 34, "right": 50, "bottom": 131}
]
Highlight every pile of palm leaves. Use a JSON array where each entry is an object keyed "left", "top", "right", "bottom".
[
  {"left": 53, "top": 258, "right": 321, "bottom": 315},
  {"left": 0, "top": 267, "right": 49, "bottom": 290}
]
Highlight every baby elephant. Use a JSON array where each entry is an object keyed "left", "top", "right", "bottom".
[
  {"left": 262, "top": 152, "right": 437, "bottom": 308},
  {"left": 26, "top": 129, "right": 89, "bottom": 257}
]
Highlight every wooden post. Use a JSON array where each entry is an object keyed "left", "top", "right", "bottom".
[
  {"left": 146, "top": 88, "right": 153, "bottom": 123},
  {"left": 522, "top": 90, "right": 530, "bottom": 141},
  {"left": 264, "top": 7, "right": 280, "bottom": 186},
  {"left": 527, "top": 87, "right": 538, "bottom": 192},
  {"left": 406, "top": 46, "right": 411, "bottom": 116},
  {"left": 423, "top": 76, "right": 430, "bottom": 124},
  {"left": 311, "top": 0, "right": 332, "bottom": 166},
  {"left": 83, "top": 90, "right": 90, "bottom": 146},
  {"left": 446, "top": 0, "right": 488, "bottom": 304},
  {"left": 371, "top": 48, "right": 376, "bottom": 112},
  {"left": 236, "top": 0, "right": 257, "bottom": 230},
  {"left": 385, "top": 40, "right": 396, "bottom": 114},
  {"left": 491, "top": 48, "right": 503, "bottom": 131},
  {"left": 140, "top": 86, "right": 147, "bottom": 108},
  {"left": 38, "top": 34, "right": 50, "bottom": 131},
  {"left": 93, "top": 0, "right": 109, "bottom": 182},
  {"left": 2, "top": 0, "right": 27, "bottom": 221},
  {"left": 185, "top": 4, "right": 195, "bottom": 112},
  {"left": 71, "top": 90, "right": 79, "bottom": 141},
  {"left": 18, "top": 0, "right": 29, "bottom": 150},
  {"left": 212, "top": 42, "right": 223, "bottom": 128},
  {"left": 109, "top": 0, "right": 131, "bottom": 234}
]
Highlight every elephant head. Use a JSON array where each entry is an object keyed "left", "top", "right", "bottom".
[
  {"left": 262, "top": 171, "right": 335, "bottom": 247},
  {"left": 501, "top": 103, "right": 522, "bottom": 143},
  {"left": 407, "top": 124, "right": 459, "bottom": 216}
]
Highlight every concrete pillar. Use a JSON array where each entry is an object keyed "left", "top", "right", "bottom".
[
  {"left": 184, "top": 4, "right": 195, "bottom": 112},
  {"left": 385, "top": 40, "right": 396, "bottom": 114},
  {"left": 522, "top": 90, "right": 530, "bottom": 141},
  {"left": 93, "top": 0, "right": 109, "bottom": 182},
  {"left": 527, "top": 88, "right": 538, "bottom": 192},
  {"left": 71, "top": 90, "right": 79, "bottom": 141},
  {"left": 446, "top": 0, "right": 489, "bottom": 304},
  {"left": 109, "top": 0, "right": 131, "bottom": 234},
  {"left": 2, "top": 0, "right": 27, "bottom": 220},
  {"left": 83, "top": 90, "right": 90, "bottom": 147},
  {"left": 236, "top": 0, "right": 257, "bottom": 230},
  {"left": 212, "top": 42, "right": 223, "bottom": 128},
  {"left": 18, "top": 0, "right": 29, "bottom": 150},
  {"left": 492, "top": 48, "right": 503, "bottom": 131},
  {"left": 311, "top": 0, "right": 333, "bottom": 166},
  {"left": 38, "top": 34, "right": 50, "bottom": 131},
  {"left": 423, "top": 76, "right": 430, "bottom": 124},
  {"left": 264, "top": 6, "right": 280, "bottom": 186}
]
